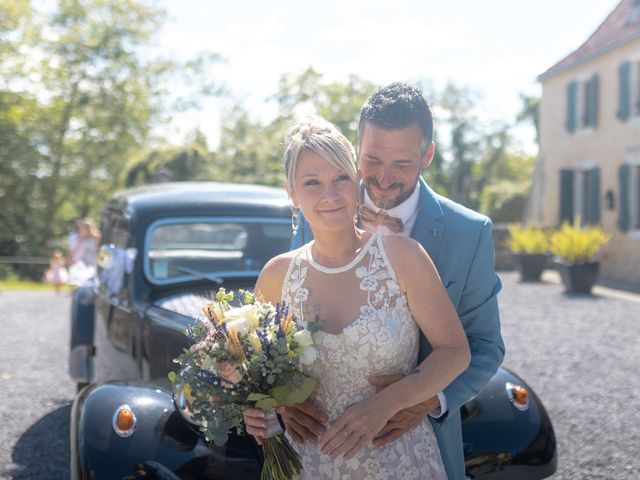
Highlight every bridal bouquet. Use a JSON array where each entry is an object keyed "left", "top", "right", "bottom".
[{"left": 169, "top": 288, "right": 317, "bottom": 480}]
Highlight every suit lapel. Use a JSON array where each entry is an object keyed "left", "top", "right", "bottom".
[{"left": 410, "top": 178, "right": 445, "bottom": 263}]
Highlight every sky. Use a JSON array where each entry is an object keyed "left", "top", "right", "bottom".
[{"left": 158, "top": 0, "right": 622, "bottom": 152}]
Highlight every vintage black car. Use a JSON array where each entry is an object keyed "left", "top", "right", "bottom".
[{"left": 69, "top": 182, "right": 557, "bottom": 480}]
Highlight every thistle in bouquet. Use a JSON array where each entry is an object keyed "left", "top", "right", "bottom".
[{"left": 169, "top": 288, "right": 318, "bottom": 480}]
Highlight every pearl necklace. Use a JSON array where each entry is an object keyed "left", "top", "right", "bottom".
[{"left": 304, "top": 234, "right": 377, "bottom": 274}]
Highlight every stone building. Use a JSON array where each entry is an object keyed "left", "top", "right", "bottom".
[{"left": 530, "top": 0, "right": 640, "bottom": 284}]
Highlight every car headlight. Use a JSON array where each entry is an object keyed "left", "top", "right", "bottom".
[
  {"left": 505, "top": 382, "right": 530, "bottom": 411},
  {"left": 173, "top": 380, "right": 200, "bottom": 426}
]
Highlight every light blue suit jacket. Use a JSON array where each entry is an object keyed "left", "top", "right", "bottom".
[{"left": 291, "top": 177, "right": 505, "bottom": 480}]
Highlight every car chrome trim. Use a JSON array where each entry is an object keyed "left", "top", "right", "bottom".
[
  {"left": 69, "top": 344, "right": 93, "bottom": 382},
  {"left": 173, "top": 381, "right": 200, "bottom": 426},
  {"left": 143, "top": 216, "right": 289, "bottom": 286}
]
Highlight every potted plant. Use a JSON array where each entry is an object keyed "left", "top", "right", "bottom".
[
  {"left": 549, "top": 219, "right": 610, "bottom": 294},
  {"left": 507, "top": 225, "right": 550, "bottom": 281}
]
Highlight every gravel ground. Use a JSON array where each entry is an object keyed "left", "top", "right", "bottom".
[
  {"left": 499, "top": 271, "right": 640, "bottom": 480},
  {"left": 0, "top": 274, "right": 639, "bottom": 479},
  {"left": 0, "top": 290, "right": 75, "bottom": 480}
]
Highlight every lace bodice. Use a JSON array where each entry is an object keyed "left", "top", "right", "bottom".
[{"left": 281, "top": 234, "right": 447, "bottom": 479}]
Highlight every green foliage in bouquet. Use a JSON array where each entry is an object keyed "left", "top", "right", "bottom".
[
  {"left": 549, "top": 219, "right": 610, "bottom": 264},
  {"left": 169, "top": 288, "right": 318, "bottom": 480},
  {"left": 506, "top": 225, "right": 549, "bottom": 254}
]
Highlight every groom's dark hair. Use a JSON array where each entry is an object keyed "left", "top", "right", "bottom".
[{"left": 358, "top": 82, "right": 434, "bottom": 151}]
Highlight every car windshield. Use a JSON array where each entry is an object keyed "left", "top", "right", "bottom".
[{"left": 145, "top": 218, "right": 291, "bottom": 284}]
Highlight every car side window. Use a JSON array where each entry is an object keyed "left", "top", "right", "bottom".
[{"left": 97, "top": 212, "right": 136, "bottom": 302}]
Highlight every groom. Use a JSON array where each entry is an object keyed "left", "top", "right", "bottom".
[{"left": 282, "top": 82, "right": 505, "bottom": 479}]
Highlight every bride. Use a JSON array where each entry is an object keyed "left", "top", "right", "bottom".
[{"left": 244, "top": 116, "right": 470, "bottom": 479}]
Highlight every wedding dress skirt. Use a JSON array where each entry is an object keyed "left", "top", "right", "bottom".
[{"left": 281, "top": 234, "right": 447, "bottom": 479}]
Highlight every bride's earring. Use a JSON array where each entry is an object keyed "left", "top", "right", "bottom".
[
  {"left": 291, "top": 208, "right": 300, "bottom": 235},
  {"left": 354, "top": 202, "right": 361, "bottom": 226}
]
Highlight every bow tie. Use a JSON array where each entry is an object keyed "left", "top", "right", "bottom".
[{"left": 358, "top": 205, "right": 404, "bottom": 233}]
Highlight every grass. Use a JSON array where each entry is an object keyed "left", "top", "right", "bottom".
[{"left": 0, "top": 276, "right": 74, "bottom": 292}]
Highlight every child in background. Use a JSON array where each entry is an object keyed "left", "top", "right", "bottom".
[{"left": 44, "top": 250, "right": 69, "bottom": 293}]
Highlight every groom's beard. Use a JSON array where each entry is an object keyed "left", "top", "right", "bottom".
[{"left": 364, "top": 177, "right": 418, "bottom": 210}]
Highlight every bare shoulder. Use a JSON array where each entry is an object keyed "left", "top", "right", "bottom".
[
  {"left": 380, "top": 235, "right": 428, "bottom": 265},
  {"left": 379, "top": 235, "right": 440, "bottom": 287},
  {"left": 255, "top": 249, "right": 298, "bottom": 303}
]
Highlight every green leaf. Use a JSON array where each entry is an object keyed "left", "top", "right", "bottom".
[
  {"left": 209, "top": 432, "right": 228, "bottom": 446},
  {"left": 247, "top": 393, "right": 270, "bottom": 402},
  {"left": 167, "top": 371, "right": 177, "bottom": 384},
  {"left": 255, "top": 397, "right": 278, "bottom": 411},
  {"left": 284, "top": 377, "right": 316, "bottom": 405},
  {"left": 268, "top": 385, "right": 290, "bottom": 404}
]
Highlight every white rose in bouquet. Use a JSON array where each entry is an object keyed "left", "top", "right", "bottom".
[
  {"left": 225, "top": 317, "right": 250, "bottom": 336},
  {"left": 299, "top": 346, "right": 318, "bottom": 365},
  {"left": 293, "top": 329, "right": 313, "bottom": 347},
  {"left": 224, "top": 304, "right": 261, "bottom": 330}
]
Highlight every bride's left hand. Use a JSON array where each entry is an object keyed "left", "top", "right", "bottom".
[{"left": 318, "top": 396, "right": 392, "bottom": 460}]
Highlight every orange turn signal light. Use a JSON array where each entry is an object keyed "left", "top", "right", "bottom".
[
  {"left": 506, "top": 382, "right": 530, "bottom": 411},
  {"left": 112, "top": 404, "right": 137, "bottom": 437}
]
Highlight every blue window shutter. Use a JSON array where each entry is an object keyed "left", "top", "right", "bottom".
[
  {"left": 566, "top": 81, "right": 577, "bottom": 132},
  {"left": 618, "top": 164, "right": 630, "bottom": 231},
  {"left": 587, "top": 167, "right": 600, "bottom": 224},
  {"left": 618, "top": 62, "right": 631, "bottom": 121},
  {"left": 583, "top": 80, "right": 591, "bottom": 127},
  {"left": 589, "top": 74, "right": 599, "bottom": 127},
  {"left": 560, "top": 169, "right": 575, "bottom": 224}
]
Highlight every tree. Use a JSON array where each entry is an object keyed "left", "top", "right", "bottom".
[
  {"left": 0, "top": 0, "right": 219, "bottom": 278},
  {"left": 436, "top": 83, "right": 483, "bottom": 207},
  {"left": 215, "top": 68, "right": 376, "bottom": 186},
  {"left": 516, "top": 93, "right": 540, "bottom": 144},
  {"left": 125, "top": 143, "right": 214, "bottom": 187}
]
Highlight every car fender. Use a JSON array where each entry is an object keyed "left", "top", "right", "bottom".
[
  {"left": 69, "top": 286, "right": 96, "bottom": 383},
  {"left": 462, "top": 367, "right": 557, "bottom": 479},
  {"left": 70, "top": 381, "right": 262, "bottom": 480}
]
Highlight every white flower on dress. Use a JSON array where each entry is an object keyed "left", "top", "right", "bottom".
[
  {"left": 359, "top": 304, "right": 376, "bottom": 321},
  {"left": 294, "top": 287, "right": 309, "bottom": 303},
  {"left": 387, "top": 279, "right": 400, "bottom": 296},
  {"left": 360, "top": 276, "right": 378, "bottom": 291},
  {"left": 355, "top": 266, "right": 369, "bottom": 278},
  {"left": 374, "top": 286, "right": 386, "bottom": 303},
  {"left": 371, "top": 256, "right": 386, "bottom": 270}
]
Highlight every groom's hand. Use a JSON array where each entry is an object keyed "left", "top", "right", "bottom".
[
  {"left": 368, "top": 374, "right": 440, "bottom": 447},
  {"left": 276, "top": 401, "right": 328, "bottom": 444}
]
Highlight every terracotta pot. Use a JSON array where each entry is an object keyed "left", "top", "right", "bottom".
[
  {"left": 555, "top": 261, "right": 599, "bottom": 294},
  {"left": 514, "top": 253, "right": 549, "bottom": 282}
]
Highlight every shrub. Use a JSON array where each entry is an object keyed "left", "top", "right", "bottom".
[
  {"left": 549, "top": 220, "right": 610, "bottom": 264},
  {"left": 507, "top": 225, "right": 549, "bottom": 254}
]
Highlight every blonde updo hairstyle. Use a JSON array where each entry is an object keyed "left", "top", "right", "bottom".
[{"left": 284, "top": 116, "right": 358, "bottom": 195}]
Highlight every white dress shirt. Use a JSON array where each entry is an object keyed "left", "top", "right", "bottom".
[{"left": 361, "top": 184, "right": 448, "bottom": 419}]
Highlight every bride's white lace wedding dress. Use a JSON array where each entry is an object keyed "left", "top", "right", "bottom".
[{"left": 281, "top": 233, "right": 447, "bottom": 480}]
